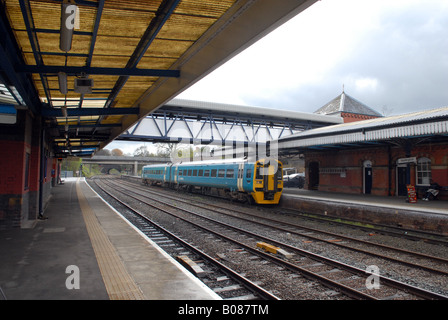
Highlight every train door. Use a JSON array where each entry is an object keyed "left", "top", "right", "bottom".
[
  {"left": 173, "top": 165, "right": 178, "bottom": 184},
  {"left": 261, "top": 159, "right": 278, "bottom": 193},
  {"left": 237, "top": 163, "right": 244, "bottom": 191}
]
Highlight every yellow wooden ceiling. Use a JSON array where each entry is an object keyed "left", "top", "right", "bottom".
[{"left": 3, "top": 0, "right": 317, "bottom": 156}]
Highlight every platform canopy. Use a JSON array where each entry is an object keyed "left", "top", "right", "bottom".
[
  {"left": 0, "top": 0, "right": 318, "bottom": 157},
  {"left": 279, "top": 106, "right": 448, "bottom": 152}
]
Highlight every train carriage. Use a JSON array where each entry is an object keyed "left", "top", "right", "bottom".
[
  {"left": 142, "top": 165, "right": 170, "bottom": 185},
  {"left": 142, "top": 158, "right": 282, "bottom": 204}
]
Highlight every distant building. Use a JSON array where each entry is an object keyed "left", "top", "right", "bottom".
[
  {"left": 280, "top": 105, "right": 448, "bottom": 200},
  {"left": 314, "top": 90, "right": 383, "bottom": 123}
]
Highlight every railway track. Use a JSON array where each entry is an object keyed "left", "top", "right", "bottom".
[
  {"left": 280, "top": 209, "right": 448, "bottom": 246},
  {"left": 91, "top": 177, "right": 448, "bottom": 300},
  {"left": 90, "top": 178, "right": 279, "bottom": 300},
  {"left": 119, "top": 177, "right": 448, "bottom": 277}
]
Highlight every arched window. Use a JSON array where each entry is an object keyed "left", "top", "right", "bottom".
[{"left": 417, "top": 157, "right": 431, "bottom": 185}]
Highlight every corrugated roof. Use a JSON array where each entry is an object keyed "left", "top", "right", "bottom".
[
  {"left": 166, "top": 98, "right": 343, "bottom": 124},
  {"left": 280, "top": 106, "right": 448, "bottom": 149}
]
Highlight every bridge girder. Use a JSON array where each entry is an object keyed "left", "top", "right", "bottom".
[{"left": 117, "top": 100, "right": 338, "bottom": 146}]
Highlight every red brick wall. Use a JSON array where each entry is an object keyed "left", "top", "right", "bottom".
[
  {"left": 305, "top": 142, "right": 448, "bottom": 199},
  {"left": 0, "top": 140, "right": 28, "bottom": 195},
  {"left": 341, "top": 112, "right": 381, "bottom": 123}
]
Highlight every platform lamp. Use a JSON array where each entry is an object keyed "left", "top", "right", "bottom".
[
  {"left": 59, "top": 0, "right": 78, "bottom": 52},
  {"left": 58, "top": 72, "right": 68, "bottom": 95}
]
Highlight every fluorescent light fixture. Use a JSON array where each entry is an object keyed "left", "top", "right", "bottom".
[
  {"left": 58, "top": 72, "right": 68, "bottom": 94},
  {"left": 0, "top": 104, "right": 17, "bottom": 124},
  {"left": 60, "top": 1, "right": 77, "bottom": 52}
]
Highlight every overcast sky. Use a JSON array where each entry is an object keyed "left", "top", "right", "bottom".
[
  {"left": 107, "top": 0, "right": 448, "bottom": 153},
  {"left": 177, "top": 0, "right": 448, "bottom": 116}
]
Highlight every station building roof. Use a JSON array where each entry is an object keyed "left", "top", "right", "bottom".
[
  {"left": 0, "top": 0, "right": 318, "bottom": 157},
  {"left": 279, "top": 105, "right": 448, "bottom": 151},
  {"left": 314, "top": 90, "right": 383, "bottom": 117}
]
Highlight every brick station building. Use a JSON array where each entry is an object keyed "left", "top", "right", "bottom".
[
  {"left": 280, "top": 95, "right": 448, "bottom": 200},
  {"left": 0, "top": 107, "right": 58, "bottom": 229}
]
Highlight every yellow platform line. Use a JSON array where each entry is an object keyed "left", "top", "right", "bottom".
[{"left": 76, "top": 180, "right": 145, "bottom": 300}]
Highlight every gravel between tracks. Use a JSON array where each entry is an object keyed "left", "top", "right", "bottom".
[{"left": 90, "top": 177, "right": 448, "bottom": 299}]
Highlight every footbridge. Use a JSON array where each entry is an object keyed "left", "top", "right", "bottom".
[{"left": 117, "top": 99, "right": 342, "bottom": 146}]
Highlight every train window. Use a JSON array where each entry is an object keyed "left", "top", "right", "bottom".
[
  {"left": 255, "top": 166, "right": 263, "bottom": 179},
  {"left": 218, "top": 169, "right": 225, "bottom": 177},
  {"left": 246, "top": 168, "right": 252, "bottom": 179},
  {"left": 277, "top": 167, "right": 282, "bottom": 179},
  {"left": 188, "top": 169, "right": 192, "bottom": 176},
  {"left": 204, "top": 169, "right": 210, "bottom": 177},
  {"left": 198, "top": 169, "right": 203, "bottom": 176},
  {"left": 226, "top": 169, "right": 234, "bottom": 178},
  {"left": 179, "top": 170, "right": 183, "bottom": 176},
  {"left": 211, "top": 169, "right": 217, "bottom": 177},
  {"left": 193, "top": 169, "right": 197, "bottom": 176}
]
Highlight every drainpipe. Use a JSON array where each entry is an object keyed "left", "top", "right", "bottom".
[
  {"left": 404, "top": 140, "right": 412, "bottom": 186},
  {"left": 387, "top": 145, "right": 392, "bottom": 196},
  {"left": 38, "top": 121, "right": 44, "bottom": 218}
]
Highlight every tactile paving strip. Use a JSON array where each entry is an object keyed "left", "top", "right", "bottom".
[{"left": 76, "top": 180, "right": 145, "bottom": 300}]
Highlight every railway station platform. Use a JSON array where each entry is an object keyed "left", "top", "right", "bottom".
[
  {"left": 0, "top": 178, "right": 220, "bottom": 300},
  {"left": 281, "top": 188, "right": 448, "bottom": 235}
]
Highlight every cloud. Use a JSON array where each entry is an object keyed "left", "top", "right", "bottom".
[{"left": 178, "top": 0, "right": 448, "bottom": 116}]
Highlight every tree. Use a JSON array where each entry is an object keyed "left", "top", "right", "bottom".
[
  {"left": 133, "top": 145, "right": 151, "bottom": 157},
  {"left": 111, "top": 148, "right": 123, "bottom": 156},
  {"left": 96, "top": 149, "right": 111, "bottom": 156},
  {"left": 155, "top": 143, "right": 177, "bottom": 157}
]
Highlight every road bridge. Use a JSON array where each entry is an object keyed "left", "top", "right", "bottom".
[{"left": 82, "top": 155, "right": 171, "bottom": 175}]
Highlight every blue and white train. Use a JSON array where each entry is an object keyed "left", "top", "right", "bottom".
[{"left": 142, "top": 158, "right": 283, "bottom": 204}]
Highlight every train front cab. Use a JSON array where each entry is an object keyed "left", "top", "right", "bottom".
[{"left": 251, "top": 159, "right": 283, "bottom": 204}]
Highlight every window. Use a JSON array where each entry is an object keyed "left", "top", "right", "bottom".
[
  {"left": 246, "top": 168, "right": 252, "bottom": 179},
  {"left": 198, "top": 169, "right": 203, "bottom": 177},
  {"left": 277, "top": 166, "right": 283, "bottom": 179},
  {"left": 193, "top": 169, "right": 197, "bottom": 176},
  {"left": 211, "top": 169, "right": 217, "bottom": 177},
  {"left": 179, "top": 170, "right": 183, "bottom": 176},
  {"left": 188, "top": 169, "right": 192, "bottom": 176},
  {"left": 226, "top": 169, "right": 234, "bottom": 178},
  {"left": 204, "top": 170, "right": 210, "bottom": 177},
  {"left": 218, "top": 169, "right": 225, "bottom": 177},
  {"left": 417, "top": 157, "right": 431, "bottom": 185},
  {"left": 256, "top": 166, "right": 263, "bottom": 179}
]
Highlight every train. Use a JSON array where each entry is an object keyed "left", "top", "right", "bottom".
[{"left": 141, "top": 158, "right": 283, "bottom": 204}]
